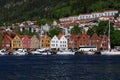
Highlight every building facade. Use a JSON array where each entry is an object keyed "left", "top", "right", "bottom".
[
  {"left": 50, "top": 35, "right": 59, "bottom": 50},
  {"left": 11, "top": 35, "right": 22, "bottom": 49},
  {"left": 30, "top": 35, "right": 40, "bottom": 49},
  {"left": 59, "top": 35, "right": 68, "bottom": 50},
  {"left": 22, "top": 36, "right": 30, "bottom": 49},
  {"left": 2, "top": 35, "right": 12, "bottom": 49},
  {"left": 40, "top": 34, "right": 51, "bottom": 49},
  {"left": 59, "top": 10, "right": 118, "bottom": 22},
  {"left": 91, "top": 33, "right": 101, "bottom": 49},
  {"left": 79, "top": 34, "right": 91, "bottom": 46},
  {"left": 68, "top": 35, "right": 79, "bottom": 49}
]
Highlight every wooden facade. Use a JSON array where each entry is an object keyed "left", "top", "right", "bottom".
[
  {"left": 68, "top": 35, "right": 79, "bottom": 49},
  {"left": 79, "top": 34, "right": 91, "bottom": 46},
  {"left": 11, "top": 35, "right": 22, "bottom": 49},
  {"left": 41, "top": 34, "right": 51, "bottom": 48},
  {"left": 2, "top": 35, "right": 12, "bottom": 49},
  {"left": 30, "top": 35, "right": 40, "bottom": 49},
  {"left": 22, "top": 36, "right": 30, "bottom": 49},
  {"left": 91, "top": 33, "right": 101, "bottom": 49}
]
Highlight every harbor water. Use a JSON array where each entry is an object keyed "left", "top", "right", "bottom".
[{"left": 0, "top": 55, "right": 120, "bottom": 80}]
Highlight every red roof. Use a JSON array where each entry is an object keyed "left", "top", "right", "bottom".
[{"left": 58, "top": 33, "right": 63, "bottom": 39}]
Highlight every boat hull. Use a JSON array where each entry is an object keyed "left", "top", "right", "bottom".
[{"left": 101, "top": 51, "right": 120, "bottom": 55}]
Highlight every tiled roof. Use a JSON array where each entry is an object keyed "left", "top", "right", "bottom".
[{"left": 58, "top": 33, "right": 63, "bottom": 39}]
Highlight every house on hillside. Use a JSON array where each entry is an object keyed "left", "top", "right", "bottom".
[
  {"left": 59, "top": 10, "right": 118, "bottom": 22},
  {"left": 19, "top": 23, "right": 35, "bottom": 33},
  {"left": 41, "top": 23, "right": 50, "bottom": 32}
]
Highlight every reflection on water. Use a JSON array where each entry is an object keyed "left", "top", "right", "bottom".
[{"left": 0, "top": 55, "right": 120, "bottom": 80}]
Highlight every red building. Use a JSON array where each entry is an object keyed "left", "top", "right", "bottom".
[
  {"left": 91, "top": 33, "right": 101, "bottom": 49},
  {"left": 22, "top": 36, "right": 30, "bottom": 49},
  {"left": 68, "top": 35, "right": 79, "bottom": 49},
  {"left": 100, "top": 35, "right": 109, "bottom": 50},
  {"left": 2, "top": 35, "right": 12, "bottom": 49},
  {"left": 79, "top": 33, "right": 91, "bottom": 46}
]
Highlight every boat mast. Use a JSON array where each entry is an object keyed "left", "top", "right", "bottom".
[{"left": 108, "top": 20, "right": 111, "bottom": 51}]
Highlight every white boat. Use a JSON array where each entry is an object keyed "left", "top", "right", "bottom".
[
  {"left": 77, "top": 46, "right": 97, "bottom": 55},
  {"left": 36, "top": 48, "right": 51, "bottom": 55},
  {"left": 0, "top": 49, "right": 8, "bottom": 55},
  {"left": 57, "top": 50, "right": 75, "bottom": 55},
  {"left": 30, "top": 50, "right": 42, "bottom": 55},
  {"left": 30, "top": 48, "right": 51, "bottom": 55},
  {"left": 13, "top": 49, "right": 28, "bottom": 56},
  {"left": 101, "top": 50, "right": 120, "bottom": 55},
  {"left": 85, "top": 51, "right": 95, "bottom": 55},
  {"left": 41, "top": 51, "right": 51, "bottom": 55},
  {"left": 101, "top": 20, "right": 120, "bottom": 55}
]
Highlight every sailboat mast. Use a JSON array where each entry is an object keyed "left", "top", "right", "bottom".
[{"left": 108, "top": 20, "right": 111, "bottom": 50}]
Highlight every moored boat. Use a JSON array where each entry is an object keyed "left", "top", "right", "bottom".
[
  {"left": 0, "top": 49, "right": 8, "bottom": 55},
  {"left": 57, "top": 50, "right": 75, "bottom": 55},
  {"left": 101, "top": 20, "right": 120, "bottom": 55},
  {"left": 12, "top": 49, "right": 28, "bottom": 56},
  {"left": 76, "top": 46, "right": 97, "bottom": 55}
]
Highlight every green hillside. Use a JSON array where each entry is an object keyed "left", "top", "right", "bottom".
[{"left": 0, "top": 0, "right": 120, "bottom": 25}]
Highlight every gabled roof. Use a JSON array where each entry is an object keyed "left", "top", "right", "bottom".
[
  {"left": 12, "top": 35, "right": 21, "bottom": 40},
  {"left": 68, "top": 35, "right": 80, "bottom": 40},
  {"left": 79, "top": 33, "right": 90, "bottom": 40},
  {"left": 99, "top": 35, "right": 108, "bottom": 41},
  {"left": 4, "top": 35, "right": 12, "bottom": 41},
  {"left": 22, "top": 35, "right": 30, "bottom": 41},
  {"left": 91, "top": 33, "right": 100, "bottom": 40},
  {"left": 51, "top": 35, "right": 59, "bottom": 40}
]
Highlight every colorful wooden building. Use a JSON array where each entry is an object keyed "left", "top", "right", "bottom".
[
  {"left": 100, "top": 35, "right": 109, "bottom": 50},
  {"left": 2, "top": 35, "right": 12, "bottom": 49},
  {"left": 91, "top": 33, "right": 101, "bottom": 49},
  {"left": 68, "top": 35, "right": 79, "bottom": 49},
  {"left": 79, "top": 33, "right": 91, "bottom": 46},
  {"left": 11, "top": 35, "right": 22, "bottom": 49},
  {"left": 30, "top": 35, "right": 40, "bottom": 49},
  {"left": 22, "top": 35, "right": 30, "bottom": 49},
  {"left": 40, "top": 34, "right": 51, "bottom": 48}
]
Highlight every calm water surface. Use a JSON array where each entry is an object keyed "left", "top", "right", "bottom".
[{"left": 0, "top": 55, "right": 120, "bottom": 80}]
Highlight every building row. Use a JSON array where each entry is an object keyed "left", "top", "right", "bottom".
[
  {"left": 0, "top": 31, "right": 109, "bottom": 51},
  {"left": 59, "top": 10, "right": 118, "bottom": 22}
]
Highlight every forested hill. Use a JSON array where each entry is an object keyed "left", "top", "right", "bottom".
[{"left": 0, "top": 0, "right": 120, "bottom": 25}]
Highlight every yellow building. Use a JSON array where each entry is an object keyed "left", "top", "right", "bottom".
[
  {"left": 11, "top": 35, "right": 22, "bottom": 49},
  {"left": 41, "top": 34, "right": 51, "bottom": 48}
]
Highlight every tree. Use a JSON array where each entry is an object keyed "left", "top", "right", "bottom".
[
  {"left": 87, "top": 26, "right": 96, "bottom": 36},
  {"left": 70, "top": 26, "right": 82, "bottom": 35},
  {"left": 48, "top": 27, "right": 62, "bottom": 38},
  {"left": 111, "top": 30, "right": 120, "bottom": 47},
  {"left": 18, "top": 30, "right": 37, "bottom": 36}
]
